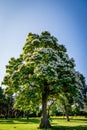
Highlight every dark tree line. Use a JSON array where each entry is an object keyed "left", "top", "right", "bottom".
[{"left": 0, "top": 85, "right": 87, "bottom": 119}]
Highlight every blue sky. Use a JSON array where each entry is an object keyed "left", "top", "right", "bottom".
[{"left": 0, "top": 0, "right": 87, "bottom": 85}]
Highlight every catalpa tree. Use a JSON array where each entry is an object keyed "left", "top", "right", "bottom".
[{"left": 2, "top": 31, "right": 83, "bottom": 128}]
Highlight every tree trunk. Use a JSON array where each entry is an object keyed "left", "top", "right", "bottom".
[
  {"left": 40, "top": 92, "right": 51, "bottom": 128},
  {"left": 64, "top": 104, "right": 70, "bottom": 121}
]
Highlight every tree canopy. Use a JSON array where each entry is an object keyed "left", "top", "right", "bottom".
[{"left": 2, "top": 31, "right": 85, "bottom": 128}]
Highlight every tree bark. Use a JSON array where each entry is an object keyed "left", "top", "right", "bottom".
[
  {"left": 40, "top": 92, "right": 51, "bottom": 128},
  {"left": 64, "top": 104, "right": 70, "bottom": 121}
]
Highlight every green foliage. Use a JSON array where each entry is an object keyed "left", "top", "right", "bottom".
[{"left": 2, "top": 31, "right": 86, "bottom": 127}]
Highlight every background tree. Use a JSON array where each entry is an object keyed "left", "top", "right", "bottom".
[
  {"left": 2, "top": 31, "right": 84, "bottom": 128},
  {"left": 0, "top": 87, "right": 12, "bottom": 118},
  {"left": 79, "top": 75, "right": 87, "bottom": 116},
  {"left": 0, "top": 87, "right": 5, "bottom": 117}
]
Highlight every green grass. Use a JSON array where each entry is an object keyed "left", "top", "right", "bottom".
[{"left": 0, "top": 116, "right": 87, "bottom": 130}]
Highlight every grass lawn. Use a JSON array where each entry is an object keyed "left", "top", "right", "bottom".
[{"left": 0, "top": 116, "right": 87, "bottom": 130}]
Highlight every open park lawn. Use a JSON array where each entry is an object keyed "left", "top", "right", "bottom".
[{"left": 0, "top": 116, "right": 87, "bottom": 130}]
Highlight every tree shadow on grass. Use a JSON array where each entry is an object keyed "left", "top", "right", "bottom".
[
  {"left": 71, "top": 118, "right": 87, "bottom": 122},
  {"left": 37, "top": 125, "right": 87, "bottom": 130},
  {"left": 50, "top": 117, "right": 87, "bottom": 125},
  {"left": 0, "top": 118, "right": 40, "bottom": 124},
  {"left": 46, "top": 118, "right": 87, "bottom": 130},
  {"left": 14, "top": 118, "right": 40, "bottom": 124},
  {"left": 0, "top": 119, "right": 13, "bottom": 124},
  {"left": 50, "top": 125, "right": 87, "bottom": 130},
  {"left": 51, "top": 117, "right": 87, "bottom": 121}
]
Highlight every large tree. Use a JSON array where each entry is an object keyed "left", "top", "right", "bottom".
[{"left": 2, "top": 31, "right": 83, "bottom": 128}]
